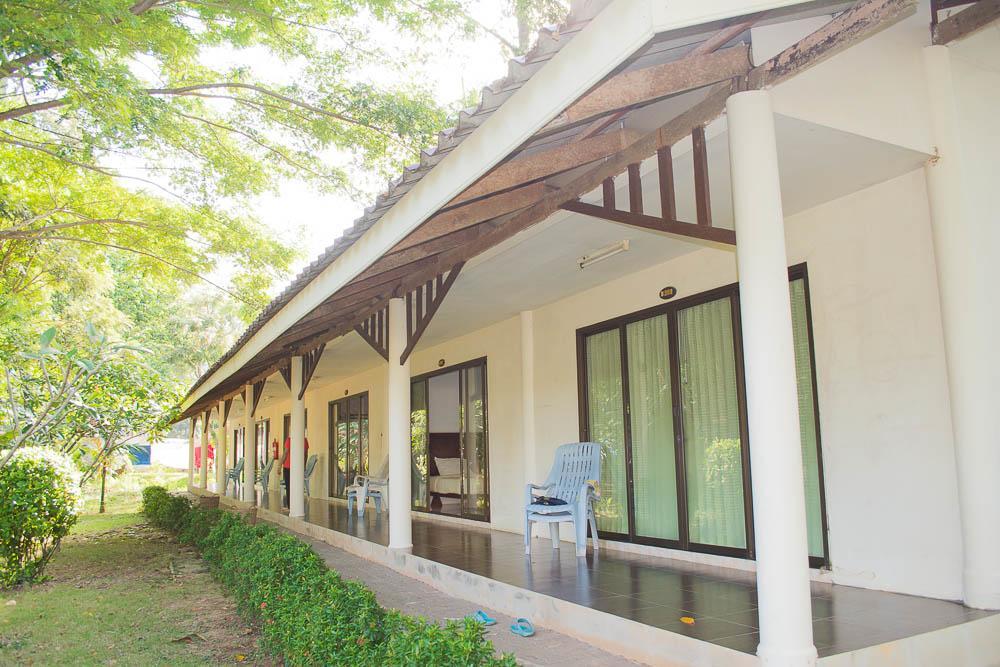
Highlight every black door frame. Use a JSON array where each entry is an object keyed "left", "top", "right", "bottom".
[
  {"left": 576, "top": 263, "right": 829, "bottom": 566},
  {"left": 410, "top": 356, "right": 491, "bottom": 522}
]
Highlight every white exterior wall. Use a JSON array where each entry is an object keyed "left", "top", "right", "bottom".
[{"left": 530, "top": 169, "right": 961, "bottom": 601}]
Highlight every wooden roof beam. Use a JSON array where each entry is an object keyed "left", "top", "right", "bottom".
[
  {"left": 451, "top": 128, "right": 641, "bottom": 205},
  {"left": 390, "top": 182, "right": 548, "bottom": 254},
  {"left": 933, "top": 0, "right": 1000, "bottom": 44}
]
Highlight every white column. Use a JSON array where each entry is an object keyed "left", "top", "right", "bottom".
[
  {"left": 289, "top": 356, "right": 306, "bottom": 518},
  {"left": 520, "top": 310, "right": 537, "bottom": 538},
  {"left": 387, "top": 297, "right": 412, "bottom": 549},
  {"left": 215, "top": 400, "right": 227, "bottom": 493},
  {"left": 187, "top": 418, "right": 195, "bottom": 488},
  {"left": 923, "top": 46, "right": 1000, "bottom": 610},
  {"left": 243, "top": 383, "right": 256, "bottom": 504},
  {"left": 727, "top": 89, "right": 816, "bottom": 667},
  {"left": 199, "top": 414, "right": 209, "bottom": 489}
]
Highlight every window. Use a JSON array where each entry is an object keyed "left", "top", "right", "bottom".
[{"left": 578, "top": 265, "right": 828, "bottom": 565}]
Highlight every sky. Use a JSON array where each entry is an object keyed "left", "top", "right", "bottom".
[{"left": 243, "top": 2, "right": 526, "bottom": 280}]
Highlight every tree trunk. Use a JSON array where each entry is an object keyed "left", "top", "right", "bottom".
[{"left": 99, "top": 463, "right": 107, "bottom": 514}]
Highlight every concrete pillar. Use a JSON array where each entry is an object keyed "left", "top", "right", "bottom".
[
  {"left": 243, "top": 383, "right": 256, "bottom": 504},
  {"left": 387, "top": 297, "right": 412, "bottom": 549},
  {"left": 923, "top": 46, "right": 1000, "bottom": 610},
  {"left": 520, "top": 310, "right": 537, "bottom": 537},
  {"left": 215, "top": 400, "right": 227, "bottom": 493},
  {"left": 199, "top": 414, "right": 209, "bottom": 489},
  {"left": 289, "top": 356, "right": 306, "bottom": 518},
  {"left": 727, "top": 89, "right": 816, "bottom": 666},
  {"left": 187, "top": 418, "right": 195, "bottom": 488}
]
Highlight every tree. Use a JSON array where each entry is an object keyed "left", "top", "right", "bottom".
[{"left": 1, "top": 0, "right": 454, "bottom": 316}]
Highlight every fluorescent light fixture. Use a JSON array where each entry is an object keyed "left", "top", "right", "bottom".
[{"left": 579, "top": 239, "right": 629, "bottom": 269}]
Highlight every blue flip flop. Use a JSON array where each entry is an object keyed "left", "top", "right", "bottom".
[
  {"left": 510, "top": 618, "right": 535, "bottom": 637},
  {"left": 469, "top": 610, "right": 497, "bottom": 626}
]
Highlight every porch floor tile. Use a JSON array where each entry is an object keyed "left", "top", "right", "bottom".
[{"left": 263, "top": 494, "right": 995, "bottom": 657}]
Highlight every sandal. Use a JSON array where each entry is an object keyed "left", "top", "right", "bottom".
[
  {"left": 469, "top": 610, "right": 496, "bottom": 626},
  {"left": 510, "top": 618, "right": 535, "bottom": 637}
]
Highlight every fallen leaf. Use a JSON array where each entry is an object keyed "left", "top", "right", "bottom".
[
  {"left": 680, "top": 616, "right": 695, "bottom": 625},
  {"left": 234, "top": 654, "right": 247, "bottom": 662}
]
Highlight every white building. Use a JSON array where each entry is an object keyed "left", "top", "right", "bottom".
[{"left": 181, "top": 1, "right": 1000, "bottom": 664}]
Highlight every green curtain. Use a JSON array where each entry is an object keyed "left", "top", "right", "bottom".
[
  {"left": 626, "top": 315, "right": 679, "bottom": 541},
  {"left": 585, "top": 329, "right": 629, "bottom": 535},
  {"left": 677, "top": 297, "right": 747, "bottom": 549},
  {"left": 790, "top": 279, "right": 825, "bottom": 558}
]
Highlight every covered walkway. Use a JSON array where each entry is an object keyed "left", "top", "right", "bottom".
[{"left": 251, "top": 493, "right": 997, "bottom": 663}]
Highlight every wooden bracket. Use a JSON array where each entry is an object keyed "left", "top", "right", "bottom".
[
  {"left": 354, "top": 308, "right": 389, "bottom": 360},
  {"left": 250, "top": 379, "right": 265, "bottom": 417},
  {"left": 223, "top": 398, "right": 233, "bottom": 424},
  {"left": 203, "top": 410, "right": 211, "bottom": 432},
  {"left": 400, "top": 263, "right": 464, "bottom": 364},
  {"left": 298, "top": 344, "right": 325, "bottom": 400},
  {"left": 278, "top": 363, "right": 292, "bottom": 391},
  {"left": 560, "top": 128, "right": 735, "bottom": 247}
]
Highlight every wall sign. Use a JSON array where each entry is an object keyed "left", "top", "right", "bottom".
[{"left": 659, "top": 286, "right": 677, "bottom": 300}]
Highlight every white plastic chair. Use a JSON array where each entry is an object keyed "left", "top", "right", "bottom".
[
  {"left": 525, "top": 443, "right": 601, "bottom": 557},
  {"left": 347, "top": 458, "right": 388, "bottom": 516}
]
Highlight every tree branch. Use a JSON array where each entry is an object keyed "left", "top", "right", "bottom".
[{"left": 29, "top": 235, "right": 248, "bottom": 302}]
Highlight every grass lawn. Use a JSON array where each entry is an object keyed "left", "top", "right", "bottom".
[{"left": 0, "top": 469, "right": 266, "bottom": 665}]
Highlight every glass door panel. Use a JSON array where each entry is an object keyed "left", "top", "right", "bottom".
[
  {"left": 410, "top": 379, "right": 429, "bottom": 510},
  {"left": 359, "top": 394, "right": 369, "bottom": 481},
  {"left": 584, "top": 328, "right": 629, "bottom": 536},
  {"left": 677, "top": 297, "right": 747, "bottom": 550},
  {"left": 626, "top": 315, "right": 680, "bottom": 542},
  {"left": 460, "top": 364, "right": 489, "bottom": 520},
  {"left": 791, "top": 278, "right": 826, "bottom": 559}
]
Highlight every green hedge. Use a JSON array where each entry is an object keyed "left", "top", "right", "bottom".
[{"left": 142, "top": 486, "right": 515, "bottom": 666}]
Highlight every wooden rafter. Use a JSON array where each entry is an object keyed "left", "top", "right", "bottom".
[
  {"left": 354, "top": 308, "right": 389, "bottom": 360},
  {"left": 539, "top": 44, "right": 751, "bottom": 137},
  {"left": 748, "top": 0, "right": 916, "bottom": 89},
  {"left": 451, "top": 129, "right": 640, "bottom": 205},
  {"left": 391, "top": 182, "right": 548, "bottom": 254},
  {"left": 400, "top": 263, "right": 464, "bottom": 364},
  {"left": 933, "top": 0, "right": 1000, "bottom": 44},
  {"left": 298, "top": 343, "right": 325, "bottom": 400}
]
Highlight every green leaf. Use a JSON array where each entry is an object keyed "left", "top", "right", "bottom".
[{"left": 39, "top": 327, "right": 57, "bottom": 349}]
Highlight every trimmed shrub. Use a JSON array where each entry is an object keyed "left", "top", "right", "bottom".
[
  {"left": 142, "top": 486, "right": 515, "bottom": 666},
  {"left": 0, "top": 447, "right": 82, "bottom": 587}
]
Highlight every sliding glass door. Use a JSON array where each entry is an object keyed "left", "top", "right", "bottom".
[
  {"left": 579, "top": 266, "right": 827, "bottom": 563},
  {"left": 410, "top": 358, "right": 490, "bottom": 521},
  {"left": 327, "top": 392, "right": 369, "bottom": 498}
]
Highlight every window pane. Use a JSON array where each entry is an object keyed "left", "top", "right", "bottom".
[
  {"left": 678, "top": 297, "right": 746, "bottom": 550},
  {"left": 626, "top": 315, "right": 679, "bottom": 541},
  {"left": 791, "top": 278, "right": 825, "bottom": 558},
  {"left": 461, "top": 364, "right": 489, "bottom": 519},
  {"left": 585, "top": 328, "right": 629, "bottom": 535},
  {"left": 411, "top": 381, "right": 429, "bottom": 510}
]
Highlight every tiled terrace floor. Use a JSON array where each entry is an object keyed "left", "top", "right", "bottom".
[{"left": 260, "top": 493, "right": 994, "bottom": 657}]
